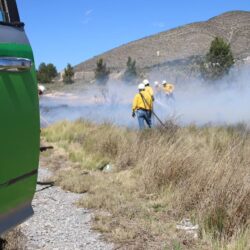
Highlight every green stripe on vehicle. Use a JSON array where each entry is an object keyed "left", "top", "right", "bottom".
[{"left": 0, "top": 42, "right": 39, "bottom": 216}]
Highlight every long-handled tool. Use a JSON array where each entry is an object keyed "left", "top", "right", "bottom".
[{"left": 140, "top": 93, "right": 166, "bottom": 128}]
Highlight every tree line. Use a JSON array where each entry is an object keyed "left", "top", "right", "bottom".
[
  {"left": 37, "top": 37, "right": 235, "bottom": 85},
  {"left": 95, "top": 36, "right": 235, "bottom": 84},
  {"left": 94, "top": 56, "right": 138, "bottom": 84},
  {"left": 37, "top": 63, "right": 74, "bottom": 84}
]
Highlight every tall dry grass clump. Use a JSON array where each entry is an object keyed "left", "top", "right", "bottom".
[
  {"left": 43, "top": 121, "right": 250, "bottom": 248},
  {"left": 1, "top": 228, "right": 25, "bottom": 250},
  {"left": 141, "top": 126, "right": 250, "bottom": 239}
]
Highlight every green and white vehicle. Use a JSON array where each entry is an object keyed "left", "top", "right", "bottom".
[{"left": 0, "top": 0, "right": 40, "bottom": 234}]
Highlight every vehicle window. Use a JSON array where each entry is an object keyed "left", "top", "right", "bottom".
[
  {"left": 0, "top": 3, "right": 4, "bottom": 21},
  {"left": 0, "top": 1, "right": 7, "bottom": 22},
  {"left": 0, "top": 0, "right": 21, "bottom": 25},
  {"left": 0, "top": 11, "right": 3, "bottom": 22}
]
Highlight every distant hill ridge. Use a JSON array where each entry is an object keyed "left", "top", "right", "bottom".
[{"left": 75, "top": 11, "right": 250, "bottom": 77}]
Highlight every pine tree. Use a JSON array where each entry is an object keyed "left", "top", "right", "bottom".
[
  {"left": 94, "top": 58, "right": 110, "bottom": 84},
  {"left": 63, "top": 64, "right": 74, "bottom": 84},
  {"left": 201, "top": 37, "right": 234, "bottom": 80},
  {"left": 47, "top": 63, "right": 58, "bottom": 79},
  {"left": 123, "top": 56, "right": 137, "bottom": 82}
]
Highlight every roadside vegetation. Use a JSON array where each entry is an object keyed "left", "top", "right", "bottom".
[
  {"left": 1, "top": 228, "right": 25, "bottom": 250},
  {"left": 42, "top": 120, "right": 250, "bottom": 249}
]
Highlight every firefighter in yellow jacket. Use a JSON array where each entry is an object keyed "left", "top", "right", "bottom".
[
  {"left": 162, "top": 80, "right": 175, "bottom": 100},
  {"left": 143, "top": 79, "right": 154, "bottom": 101},
  {"left": 132, "top": 83, "right": 153, "bottom": 129}
]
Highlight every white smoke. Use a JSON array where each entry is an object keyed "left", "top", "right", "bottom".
[
  {"left": 40, "top": 82, "right": 137, "bottom": 127},
  {"left": 40, "top": 64, "right": 250, "bottom": 127}
]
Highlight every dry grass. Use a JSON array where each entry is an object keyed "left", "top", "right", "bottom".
[
  {"left": 1, "top": 228, "right": 26, "bottom": 250},
  {"left": 42, "top": 120, "right": 250, "bottom": 249}
]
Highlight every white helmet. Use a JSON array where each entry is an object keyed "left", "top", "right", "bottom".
[
  {"left": 143, "top": 79, "right": 150, "bottom": 85},
  {"left": 154, "top": 81, "right": 159, "bottom": 86},
  {"left": 38, "top": 84, "right": 46, "bottom": 93},
  {"left": 162, "top": 80, "right": 167, "bottom": 85},
  {"left": 138, "top": 83, "right": 145, "bottom": 90}
]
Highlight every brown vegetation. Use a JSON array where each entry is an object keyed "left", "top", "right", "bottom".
[
  {"left": 1, "top": 228, "right": 25, "bottom": 250},
  {"left": 42, "top": 120, "right": 250, "bottom": 249}
]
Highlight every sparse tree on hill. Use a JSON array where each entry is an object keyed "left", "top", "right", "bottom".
[
  {"left": 201, "top": 37, "right": 234, "bottom": 81},
  {"left": 63, "top": 63, "right": 74, "bottom": 84},
  {"left": 123, "top": 56, "right": 137, "bottom": 82},
  {"left": 37, "top": 63, "right": 58, "bottom": 83},
  {"left": 94, "top": 58, "right": 110, "bottom": 84}
]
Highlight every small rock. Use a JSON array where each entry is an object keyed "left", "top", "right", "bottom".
[
  {"left": 176, "top": 218, "right": 199, "bottom": 239},
  {"left": 103, "top": 164, "right": 113, "bottom": 173}
]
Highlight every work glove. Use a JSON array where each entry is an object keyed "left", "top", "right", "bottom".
[{"left": 132, "top": 111, "right": 136, "bottom": 118}]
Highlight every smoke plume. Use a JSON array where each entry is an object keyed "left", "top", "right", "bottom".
[{"left": 40, "top": 64, "right": 250, "bottom": 128}]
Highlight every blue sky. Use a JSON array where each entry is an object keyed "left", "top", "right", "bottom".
[{"left": 16, "top": 0, "right": 250, "bottom": 71}]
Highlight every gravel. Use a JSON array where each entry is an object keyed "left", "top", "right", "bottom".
[{"left": 21, "top": 168, "right": 113, "bottom": 250}]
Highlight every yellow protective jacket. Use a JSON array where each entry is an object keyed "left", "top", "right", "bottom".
[
  {"left": 145, "top": 86, "right": 154, "bottom": 97},
  {"left": 132, "top": 90, "right": 153, "bottom": 112},
  {"left": 163, "top": 83, "right": 175, "bottom": 94}
]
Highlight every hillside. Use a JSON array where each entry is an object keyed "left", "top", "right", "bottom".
[{"left": 75, "top": 11, "right": 250, "bottom": 80}]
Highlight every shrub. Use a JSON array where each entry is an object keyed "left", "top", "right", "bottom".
[
  {"left": 94, "top": 58, "right": 110, "bottom": 84},
  {"left": 123, "top": 56, "right": 137, "bottom": 83},
  {"left": 63, "top": 63, "right": 74, "bottom": 84},
  {"left": 201, "top": 37, "right": 234, "bottom": 80},
  {"left": 37, "top": 62, "right": 58, "bottom": 83}
]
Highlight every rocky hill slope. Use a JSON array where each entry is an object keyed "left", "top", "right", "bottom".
[{"left": 75, "top": 11, "right": 250, "bottom": 80}]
